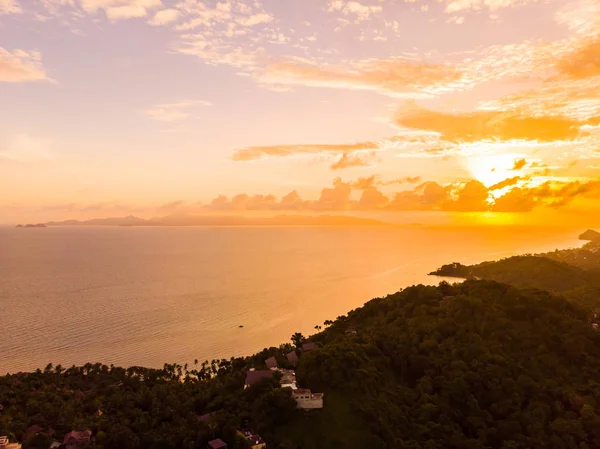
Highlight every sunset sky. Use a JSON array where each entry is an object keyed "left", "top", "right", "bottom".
[{"left": 2, "top": 0, "right": 600, "bottom": 224}]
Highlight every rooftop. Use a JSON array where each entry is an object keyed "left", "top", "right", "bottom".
[
  {"left": 238, "top": 430, "right": 265, "bottom": 445},
  {"left": 244, "top": 370, "right": 274, "bottom": 387},
  {"left": 302, "top": 342, "right": 317, "bottom": 352},
  {"left": 208, "top": 438, "right": 228, "bottom": 449},
  {"left": 265, "top": 356, "right": 278, "bottom": 369}
]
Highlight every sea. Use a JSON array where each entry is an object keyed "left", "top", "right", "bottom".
[{"left": 0, "top": 225, "right": 583, "bottom": 374}]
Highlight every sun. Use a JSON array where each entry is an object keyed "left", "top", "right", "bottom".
[{"left": 466, "top": 153, "right": 521, "bottom": 187}]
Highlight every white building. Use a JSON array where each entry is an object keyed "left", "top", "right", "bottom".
[{"left": 292, "top": 389, "right": 324, "bottom": 409}]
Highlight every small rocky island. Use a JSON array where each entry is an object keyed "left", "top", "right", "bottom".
[
  {"left": 580, "top": 229, "right": 600, "bottom": 241},
  {"left": 16, "top": 223, "right": 47, "bottom": 228}
]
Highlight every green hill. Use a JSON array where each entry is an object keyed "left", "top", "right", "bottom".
[
  {"left": 4, "top": 281, "right": 600, "bottom": 448},
  {"left": 431, "top": 255, "right": 600, "bottom": 308}
]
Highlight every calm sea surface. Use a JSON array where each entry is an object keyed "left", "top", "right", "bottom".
[{"left": 0, "top": 226, "right": 583, "bottom": 374}]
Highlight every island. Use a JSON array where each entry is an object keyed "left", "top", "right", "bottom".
[
  {"left": 580, "top": 229, "right": 600, "bottom": 241},
  {"left": 42, "top": 214, "right": 392, "bottom": 227},
  {"left": 16, "top": 223, "right": 47, "bottom": 228}
]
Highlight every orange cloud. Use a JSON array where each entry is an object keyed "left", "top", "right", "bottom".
[
  {"left": 200, "top": 175, "right": 600, "bottom": 213},
  {"left": 556, "top": 37, "right": 600, "bottom": 80},
  {"left": 0, "top": 48, "right": 51, "bottom": 83},
  {"left": 492, "top": 187, "right": 537, "bottom": 212},
  {"left": 444, "top": 180, "right": 489, "bottom": 211},
  {"left": 512, "top": 158, "right": 527, "bottom": 170},
  {"left": 395, "top": 106, "right": 585, "bottom": 142},
  {"left": 232, "top": 141, "right": 379, "bottom": 161},
  {"left": 261, "top": 58, "right": 462, "bottom": 97},
  {"left": 330, "top": 152, "right": 375, "bottom": 170},
  {"left": 489, "top": 176, "right": 523, "bottom": 191}
]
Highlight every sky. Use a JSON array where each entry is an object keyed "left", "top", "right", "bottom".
[{"left": 1, "top": 0, "right": 600, "bottom": 224}]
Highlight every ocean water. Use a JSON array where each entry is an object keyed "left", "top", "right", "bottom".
[{"left": 0, "top": 226, "right": 582, "bottom": 373}]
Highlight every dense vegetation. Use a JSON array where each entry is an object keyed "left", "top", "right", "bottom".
[
  {"left": 4, "top": 236, "right": 600, "bottom": 448},
  {"left": 430, "top": 240, "right": 600, "bottom": 308}
]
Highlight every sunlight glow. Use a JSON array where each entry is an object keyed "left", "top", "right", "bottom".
[{"left": 466, "top": 153, "right": 522, "bottom": 187}]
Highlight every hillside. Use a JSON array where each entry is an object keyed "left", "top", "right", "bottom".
[
  {"left": 4, "top": 281, "right": 600, "bottom": 448},
  {"left": 430, "top": 243, "right": 600, "bottom": 308}
]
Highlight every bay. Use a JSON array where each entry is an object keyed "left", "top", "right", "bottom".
[{"left": 0, "top": 225, "right": 581, "bottom": 373}]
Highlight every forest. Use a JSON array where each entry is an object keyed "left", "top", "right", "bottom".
[{"left": 4, "top": 238, "right": 600, "bottom": 448}]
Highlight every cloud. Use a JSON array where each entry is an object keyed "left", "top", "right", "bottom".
[
  {"left": 148, "top": 8, "right": 179, "bottom": 25},
  {"left": 387, "top": 181, "right": 447, "bottom": 211},
  {"left": 311, "top": 177, "right": 354, "bottom": 210},
  {"left": 441, "top": 0, "right": 539, "bottom": 13},
  {"left": 328, "top": 0, "right": 382, "bottom": 21},
  {"left": 556, "top": 37, "right": 600, "bottom": 80},
  {"left": 0, "top": 0, "right": 21, "bottom": 14},
  {"left": 235, "top": 12, "right": 273, "bottom": 26},
  {"left": 489, "top": 176, "right": 522, "bottom": 190},
  {"left": 384, "top": 176, "right": 422, "bottom": 185},
  {"left": 445, "top": 180, "right": 490, "bottom": 211},
  {"left": 330, "top": 152, "right": 375, "bottom": 170},
  {"left": 77, "top": 0, "right": 162, "bottom": 14},
  {"left": 141, "top": 99, "right": 211, "bottom": 122},
  {"left": 0, "top": 133, "right": 52, "bottom": 162},
  {"left": 0, "top": 48, "right": 52, "bottom": 83},
  {"left": 232, "top": 141, "right": 379, "bottom": 161},
  {"left": 395, "top": 105, "right": 585, "bottom": 143},
  {"left": 106, "top": 4, "right": 146, "bottom": 19},
  {"left": 512, "top": 158, "right": 527, "bottom": 170},
  {"left": 173, "top": 35, "right": 261, "bottom": 68},
  {"left": 492, "top": 187, "right": 536, "bottom": 212},
  {"left": 261, "top": 58, "right": 462, "bottom": 97},
  {"left": 199, "top": 174, "right": 600, "bottom": 213}
]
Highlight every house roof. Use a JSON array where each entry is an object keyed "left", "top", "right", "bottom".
[
  {"left": 286, "top": 351, "right": 298, "bottom": 363},
  {"left": 265, "top": 356, "right": 278, "bottom": 369},
  {"left": 208, "top": 438, "right": 227, "bottom": 449},
  {"left": 244, "top": 370, "right": 274, "bottom": 386},
  {"left": 63, "top": 430, "right": 92, "bottom": 444},
  {"left": 199, "top": 412, "right": 215, "bottom": 422},
  {"left": 26, "top": 424, "right": 44, "bottom": 435},
  {"left": 302, "top": 342, "right": 316, "bottom": 352}
]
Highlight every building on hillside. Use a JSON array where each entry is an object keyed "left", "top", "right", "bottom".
[
  {"left": 265, "top": 356, "right": 278, "bottom": 369},
  {"left": 208, "top": 438, "right": 228, "bottom": 449},
  {"left": 292, "top": 389, "right": 324, "bottom": 409},
  {"left": 301, "top": 342, "right": 317, "bottom": 353},
  {"left": 244, "top": 369, "right": 274, "bottom": 389},
  {"left": 0, "top": 437, "right": 21, "bottom": 449},
  {"left": 199, "top": 411, "right": 216, "bottom": 422},
  {"left": 237, "top": 430, "right": 266, "bottom": 449},
  {"left": 278, "top": 369, "right": 298, "bottom": 390},
  {"left": 63, "top": 429, "right": 92, "bottom": 449},
  {"left": 25, "top": 424, "right": 44, "bottom": 438},
  {"left": 286, "top": 351, "right": 298, "bottom": 365}
]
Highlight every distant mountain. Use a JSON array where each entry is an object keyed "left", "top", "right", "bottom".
[
  {"left": 16, "top": 223, "right": 46, "bottom": 228},
  {"left": 44, "top": 214, "right": 391, "bottom": 227},
  {"left": 153, "top": 214, "right": 390, "bottom": 227},
  {"left": 45, "top": 215, "right": 159, "bottom": 227}
]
